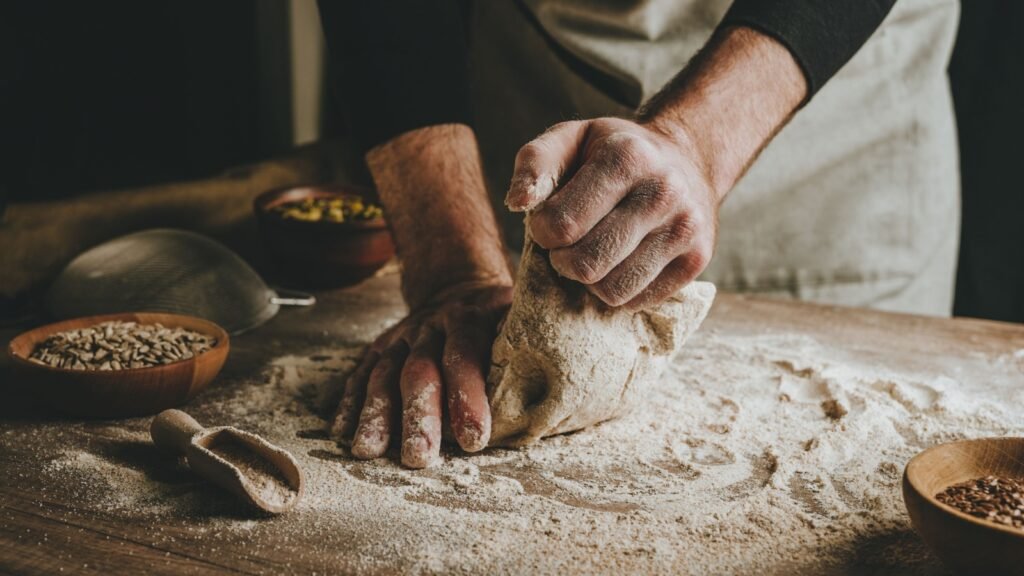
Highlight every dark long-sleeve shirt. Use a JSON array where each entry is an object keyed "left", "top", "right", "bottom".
[{"left": 318, "top": 1, "right": 897, "bottom": 153}]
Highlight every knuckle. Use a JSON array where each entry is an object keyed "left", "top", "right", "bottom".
[
  {"left": 592, "top": 280, "right": 629, "bottom": 307},
  {"left": 548, "top": 119, "right": 583, "bottom": 134},
  {"left": 606, "top": 130, "right": 642, "bottom": 153},
  {"left": 661, "top": 267, "right": 692, "bottom": 295},
  {"left": 369, "top": 330, "right": 396, "bottom": 352},
  {"left": 684, "top": 205, "right": 711, "bottom": 232},
  {"left": 590, "top": 117, "right": 618, "bottom": 131},
  {"left": 593, "top": 265, "right": 644, "bottom": 307},
  {"left": 443, "top": 304, "right": 473, "bottom": 328},
  {"left": 664, "top": 216, "right": 696, "bottom": 247},
  {"left": 688, "top": 241, "right": 713, "bottom": 274},
  {"left": 552, "top": 248, "right": 602, "bottom": 284},
  {"left": 378, "top": 342, "right": 409, "bottom": 370},
  {"left": 667, "top": 252, "right": 705, "bottom": 287},
  {"left": 631, "top": 179, "right": 677, "bottom": 213},
  {"left": 575, "top": 262, "right": 603, "bottom": 285},
  {"left": 515, "top": 141, "right": 542, "bottom": 164},
  {"left": 533, "top": 207, "right": 581, "bottom": 247},
  {"left": 607, "top": 132, "right": 653, "bottom": 169}
]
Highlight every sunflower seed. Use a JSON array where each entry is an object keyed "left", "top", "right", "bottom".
[{"left": 29, "top": 321, "right": 216, "bottom": 371}]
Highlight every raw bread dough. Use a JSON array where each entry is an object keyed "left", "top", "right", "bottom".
[{"left": 487, "top": 235, "right": 716, "bottom": 447}]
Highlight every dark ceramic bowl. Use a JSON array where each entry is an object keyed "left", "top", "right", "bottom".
[{"left": 254, "top": 184, "right": 395, "bottom": 289}]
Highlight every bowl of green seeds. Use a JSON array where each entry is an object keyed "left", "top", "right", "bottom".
[{"left": 254, "top": 184, "right": 395, "bottom": 288}]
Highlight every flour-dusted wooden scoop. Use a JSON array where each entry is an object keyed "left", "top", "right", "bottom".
[{"left": 151, "top": 409, "right": 304, "bottom": 513}]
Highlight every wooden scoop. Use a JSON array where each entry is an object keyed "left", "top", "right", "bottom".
[{"left": 151, "top": 409, "right": 304, "bottom": 514}]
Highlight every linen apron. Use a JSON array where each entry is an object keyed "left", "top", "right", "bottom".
[{"left": 469, "top": 0, "right": 961, "bottom": 316}]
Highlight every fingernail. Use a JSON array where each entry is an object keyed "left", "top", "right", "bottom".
[
  {"left": 507, "top": 175, "right": 555, "bottom": 212},
  {"left": 351, "top": 418, "right": 388, "bottom": 459},
  {"left": 458, "top": 420, "right": 490, "bottom": 453},
  {"left": 504, "top": 184, "right": 527, "bottom": 212},
  {"left": 402, "top": 435, "right": 437, "bottom": 468},
  {"left": 351, "top": 435, "right": 386, "bottom": 459}
]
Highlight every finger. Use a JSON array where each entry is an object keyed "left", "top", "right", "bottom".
[
  {"left": 590, "top": 218, "right": 696, "bottom": 307},
  {"left": 328, "top": 349, "right": 379, "bottom": 443},
  {"left": 399, "top": 328, "right": 446, "bottom": 468},
  {"left": 505, "top": 120, "right": 589, "bottom": 212},
  {"left": 442, "top": 307, "right": 494, "bottom": 452},
  {"left": 548, "top": 179, "right": 672, "bottom": 284},
  {"left": 351, "top": 343, "right": 408, "bottom": 460},
  {"left": 527, "top": 147, "right": 640, "bottom": 250},
  {"left": 529, "top": 131, "right": 661, "bottom": 250},
  {"left": 622, "top": 253, "right": 707, "bottom": 312}
]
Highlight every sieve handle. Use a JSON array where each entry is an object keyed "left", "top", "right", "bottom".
[
  {"left": 270, "top": 289, "right": 316, "bottom": 307},
  {"left": 151, "top": 409, "right": 205, "bottom": 454}
]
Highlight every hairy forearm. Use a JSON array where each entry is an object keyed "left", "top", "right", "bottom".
[
  {"left": 366, "top": 124, "right": 512, "bottom": 309},
  {"left": 639, "top": 26, "right": 807, "bottom": 202}
]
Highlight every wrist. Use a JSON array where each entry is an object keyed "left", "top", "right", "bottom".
[
  {"left": 409, "top": 260, "right": 513, "bottom": 311},
  {"left": 398, "top": 243, "right": 512, "bottom": 311},
  {"left": 366, "top": 124, "right": 512, "bottom": 309},
  {"left": 639, "top": 26, "right": 807, "bottom": 202}
]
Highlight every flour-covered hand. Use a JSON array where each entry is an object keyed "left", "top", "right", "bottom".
[
  {"left": 329, "top": 283, "right": 511, "bottom": 469},
  {"left": 328, "top": 124, "right": 513, "bottom": 469},
  {"left": 505, "top": 118, "right": 720, "bottom": 311}
]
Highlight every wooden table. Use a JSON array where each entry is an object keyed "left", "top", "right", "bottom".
[{"left": 2, "top": 273, "right": 1022, "bottom": 575}]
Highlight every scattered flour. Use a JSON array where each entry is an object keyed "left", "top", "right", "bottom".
[{"left": 10, "top": 329, "right": 1023, "bottom": 574}]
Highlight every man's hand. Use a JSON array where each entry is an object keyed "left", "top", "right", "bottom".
[
  {"left": 330, "top": 282, "right": 510, "bottom": 468},
  {"left": 506, "top": 118, "right": 718, "bottom": 311},
  {"left": 330, "top": 27, "right": 807, "bottom": 466},
  {"left": 506, "top": 27, "right": 807, "bottom": 310},
  {"left": 329, "top": 124, "right": 513, "bottom": 468}
]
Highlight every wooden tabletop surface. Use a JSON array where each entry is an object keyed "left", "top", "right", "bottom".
[{"left": 2, "top": 272, "right": 1023, "bottom": 575}]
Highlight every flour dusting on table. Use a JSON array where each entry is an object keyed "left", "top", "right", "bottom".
[{"left": 15, "top": 329, "right": 1024, "bottom": 575}]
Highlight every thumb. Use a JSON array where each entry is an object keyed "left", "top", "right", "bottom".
[{"left": 505, "top": 120, "right": 589, "bottom": 212}]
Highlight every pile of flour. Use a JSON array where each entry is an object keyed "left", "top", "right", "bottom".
[{"left": 27, "top": 326, "right": 1024, "bottom": 574}]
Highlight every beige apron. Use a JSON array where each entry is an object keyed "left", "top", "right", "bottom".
[{"left": 470, "top": 0, "right": 961, "bottom": 316}]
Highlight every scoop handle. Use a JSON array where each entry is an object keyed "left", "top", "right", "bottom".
[{"left": 151, "top": 409, "right": 205, "bottom": 454}]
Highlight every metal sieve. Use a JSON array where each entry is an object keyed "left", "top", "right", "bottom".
[{"left": 45, "top": 229, "right": 314, "bottom": 334}]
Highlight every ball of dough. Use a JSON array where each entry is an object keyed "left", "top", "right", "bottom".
[{"left": 487, "top": 236, "right": 716, "bottom": 447}]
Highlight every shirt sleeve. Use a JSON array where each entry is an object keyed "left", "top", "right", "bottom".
[
  {"left": 721, "top": 0, "right": 897, "bottom": 98},
  {"left": 317, "top": 1, "right": 473, "bottom": 153}
]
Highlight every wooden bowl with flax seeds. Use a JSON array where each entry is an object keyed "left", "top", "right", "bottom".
[
  {"left": 903, "top": 437, "right": 1024, "bottom": 575},
  {"left": 7, "top": 313, "right": 229, "bottom": 418}
]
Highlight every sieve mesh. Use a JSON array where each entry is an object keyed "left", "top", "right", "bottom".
[{"left": 45, "top": 229, "right": 280, "bottom": 334}]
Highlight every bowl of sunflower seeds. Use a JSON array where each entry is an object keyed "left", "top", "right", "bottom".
[
  {"left": 7, "top": 313, "right": 229, "bottom": 417},
  {"left": 254, "top": 184, "right": 395, "bottom": 288}
]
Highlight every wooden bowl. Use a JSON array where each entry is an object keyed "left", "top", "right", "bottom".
[
  {"left": 254, "top": 184, "right": 395, "bottom": 289},
  {"left": 7, "top": 313, "right": 229, "bottom": 418},
  {"left": 903, "top": 437, "right": 1024, "bottom": 575}
]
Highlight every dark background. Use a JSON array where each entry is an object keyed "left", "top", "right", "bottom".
[
  {"left": 948, "top": 3, "right": 1024, "bottom": 323},
  {"left": 0, "top": 1, "right": 1019, "bottom": 323},
  {"left": 0, "top": 1, "right": 291, "bottom": 202}
]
